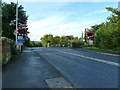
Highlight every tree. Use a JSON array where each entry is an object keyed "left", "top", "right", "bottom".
[
  {"left": 24, "top": 37, "right": 30, "bottom": 47},
  {"left": 30, "top": 41, "right": 35, "bottom": 46},
  {"left": 34, "top": 42, "right": 42, "bottom": 47},
  {"left": 93, "top": 7, "right": 120, "bottom": 50},
  {"left": 60, "top": 36, "right": 68, "bottom": 44},
  {"left": 40, "top": 34, "right": 53, "bottom": 47},
  {"left": 2, "top": 2, "right": 28, "bottom": 40},
  {"left": 66, "top": 35, "right": 74, "bottom": 40},
  {"left": 53, "top": 36, "right": 60, "bottom": 44}
]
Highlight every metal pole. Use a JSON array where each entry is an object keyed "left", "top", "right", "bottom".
[
  {"left": 118, "top": 1, "right": 120, "bottom": 24},
  {"left": 85, "top": 28, "right": 87, "bottom": 42},
  {"left": 16, "top": 0, "right": 18, "bottom": 49}
]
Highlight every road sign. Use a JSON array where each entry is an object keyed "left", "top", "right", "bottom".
[
  {"left": 17, "top": 43, "right": 23, "bottom": 45},
  {"left": 18, "top": 36, "right": 23, "bottom": 39},
  {"left": 89, "top": 40, "right": 93, "bottom": 45},
  {"left": 17, "top": 39, "right": 24, "bottom": 43}
]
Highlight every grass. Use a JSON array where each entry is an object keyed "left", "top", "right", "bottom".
[
  {"left": 82, "top": 46, "right": 120, "bottom": 53},
  {"left": 83, "top": 46, "right": 100, "bottom": 50}
]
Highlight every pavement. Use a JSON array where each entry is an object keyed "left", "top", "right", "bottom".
[
  {"left": 2, "top": 47, "right": 120, "bottom": 88},
  {"left": 3, "top": 47, "right": 74, "bottom": 88}
]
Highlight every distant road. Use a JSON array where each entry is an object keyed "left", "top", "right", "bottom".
[{"left": 3, "top": 47, "right": 119, "bottom": 88}]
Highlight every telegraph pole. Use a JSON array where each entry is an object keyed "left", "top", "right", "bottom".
[{"left": 16, "top": 0, "right": 18, "bottom": 49}]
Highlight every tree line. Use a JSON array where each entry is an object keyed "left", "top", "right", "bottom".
[
  {"left": 2, "top": 2, "right": 30, "bottom": 46},
  {"left": 92, "top": 7, "right": 120, "bottom": 51},
  {"left": 40, "top": 34, "right": 84, "bottom": 47},
  {"left": 2, "top": 2, "right": 119, "bottom": 51},
  {"left": 40, "top": 7, "right": 120, "bottom": 51}
]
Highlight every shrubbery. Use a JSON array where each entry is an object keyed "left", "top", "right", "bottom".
[
  {"left": 92, "top": 7, "right": 120, "bottom": 51},
  {"left": 71, "top": 42, "right": 84, "bottom": 48}
]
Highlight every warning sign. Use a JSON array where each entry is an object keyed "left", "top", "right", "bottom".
[{"left": 89, "top": 40, "right": 93, "bottom": 45}]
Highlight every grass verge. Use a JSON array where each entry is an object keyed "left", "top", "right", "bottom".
[{"left": 82, "top": 46, "right": 120, "bottom": 53}]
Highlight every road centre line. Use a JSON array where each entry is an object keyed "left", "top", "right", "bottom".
[
  {"left": 68, "top": 48, "right": 119, "bottom": 57},
  {"left": 96, "top": 52, "right": 120, "bottom": 57},
  {"left": 48, "top": 49, "right": 119, "bottom": 66},
  {"left": 49, "top": 48, "right": 119, "bottom": 56},
  {"left": 58, "top": 51, "right": 120, "bottom": 67}
]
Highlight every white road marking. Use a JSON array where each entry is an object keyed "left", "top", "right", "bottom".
[
  {"left": 58, "top": 51, "right": 120, "bottom": 67},
  {"left": 36, "top": 57, "right": 40, "bottom": 58},
  {"left": 40, "top": 53, "right": 52, "bottom": 55},
  {"left": 48, "top": 48, "right": 119, "bottom": 56},
  {"left": 23, "top": 51, "right": 31, "bottom": 53},
  {"left": 32, "top": 50, "right": 39, "bottom": 52},
  {"left": 47, "top": 49, "right": 119, "bottom": 66},
  {"left": 96, "top": 52, "right": 120, "bottom": 57}
]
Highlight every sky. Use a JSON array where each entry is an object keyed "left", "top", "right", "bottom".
[{"left": 3, "top": 0, "right": 119, "bottom": 41}]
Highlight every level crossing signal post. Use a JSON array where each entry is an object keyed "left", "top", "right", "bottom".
[
  {"left": 17, "top": 23, "right": 29, "bottom": 52},
  {"left": 15, "top": 0, "right": 30, "bottom": 52},
  {"left": 85, "top": 28, "right": 94, "bottom": 46}
]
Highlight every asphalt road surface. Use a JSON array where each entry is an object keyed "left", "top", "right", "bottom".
[{"left": 3, "top": 47, "right": 119, "bottom": 88}]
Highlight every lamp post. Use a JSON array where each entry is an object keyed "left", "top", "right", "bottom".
[
  {"left": 118, "top": 1, "right": 120, "bottom": 25},
  {"left": 16, "top": 0, "right": 18, "bottom": 49}
]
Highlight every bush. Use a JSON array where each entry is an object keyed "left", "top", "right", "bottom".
[
  {"left": 71, "top": 42, "right": 84, "bottom": 48},
  {"left": 0, "top": 37, "right": 14, "bottom": 43}
]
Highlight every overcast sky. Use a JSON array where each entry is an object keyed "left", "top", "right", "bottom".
[{"left": 3, "top": 0, "right": 119, "bottom": 41}]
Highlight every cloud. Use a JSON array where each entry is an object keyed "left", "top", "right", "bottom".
[
  {"left": 86, "top": 9, "right": 107, "bottom": 16},
  {"left": 2, "top": 0, "right": 113, "bottom": 41},
  {"left": 28, "top": 13, "right": 98, "bottom": 41},
  {"left": 28, "top": 14, "right": 67, "bottom": 41}
]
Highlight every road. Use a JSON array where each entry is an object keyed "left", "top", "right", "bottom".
[{"left": 3, "top": 47, "right": 119, "bottom": 88}]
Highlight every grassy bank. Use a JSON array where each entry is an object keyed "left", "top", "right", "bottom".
[{"left": 82, "top": 46, "right": 120, "bottom": 53}]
